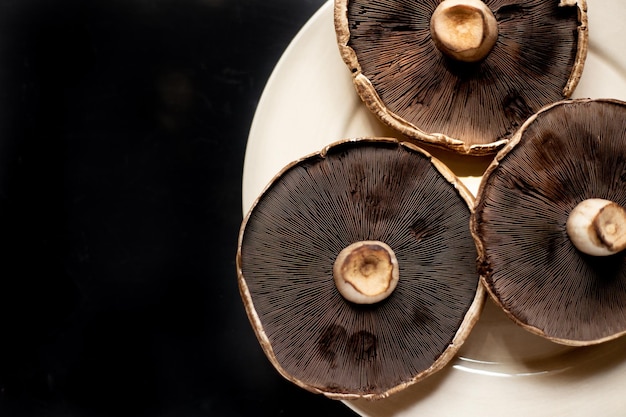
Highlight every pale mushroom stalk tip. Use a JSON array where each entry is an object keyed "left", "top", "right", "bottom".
[
  {"left": 333, "top": 240, "right": 399, "bottom": 304},
  {"left": 430, "top": 0, "right": 498, "bottom": 63},
  {"left": 566, "top": 198, "right": 626, "bottom": 256}
]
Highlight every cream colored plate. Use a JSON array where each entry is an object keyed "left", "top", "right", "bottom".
[{"left": 242, "top": 1, "right": 626, "bottom": 415}]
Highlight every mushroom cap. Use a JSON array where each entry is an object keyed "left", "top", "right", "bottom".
[
  {"left": 334, "top": 0, "right": 588, "bottom": 155},
  {"left": 472, "top": 98, "right": 626, "bottom": 346},
  {"left": 237, "top": 138, "right": 484, "bottom": 399}
]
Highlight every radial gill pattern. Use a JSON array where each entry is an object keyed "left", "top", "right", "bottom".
[{"left": 238, "top": 139, "right": 483, "bottom": 398}]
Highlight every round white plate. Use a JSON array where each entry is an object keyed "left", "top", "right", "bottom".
[{"left": 242, "top": 1, "right": 626, "bottom": 416}]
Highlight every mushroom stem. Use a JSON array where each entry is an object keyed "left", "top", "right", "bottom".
[
  {"left": 430, "top": 0, "right": 498, "bottom": 63},
  {"left": 566, "top": 198, "right": 626, "bottom": 256},
  {"left": 333, "top": 240, "right": 399, "bottom": 304}
]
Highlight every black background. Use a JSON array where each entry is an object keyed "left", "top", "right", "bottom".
[{"left": 0, "top": 0, "right": 357, "bottom": 415}]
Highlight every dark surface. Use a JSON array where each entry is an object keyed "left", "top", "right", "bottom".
[{"left": 0, "top": 0, "right": 357, "bottom": 415}]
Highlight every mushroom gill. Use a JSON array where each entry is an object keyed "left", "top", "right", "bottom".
[
  {"left": 237, "top": 138, "right": 484, "bottom": 399},
  {"left": 472, "top": 99, "right": 626, "bottom": 346},
  {"left": 335, "top": 0, "right": 588, "bottom": 155}
]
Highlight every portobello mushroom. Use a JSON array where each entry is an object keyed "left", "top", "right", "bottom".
[
  {"left": 472, "top": 98, "right": 626, "bottom": 346},
  {"left": 334, "top": 0, "right": 588, "bottom": 155},
  {"left": 237, "top": 138, "right": 484, "bottom": 399}
]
